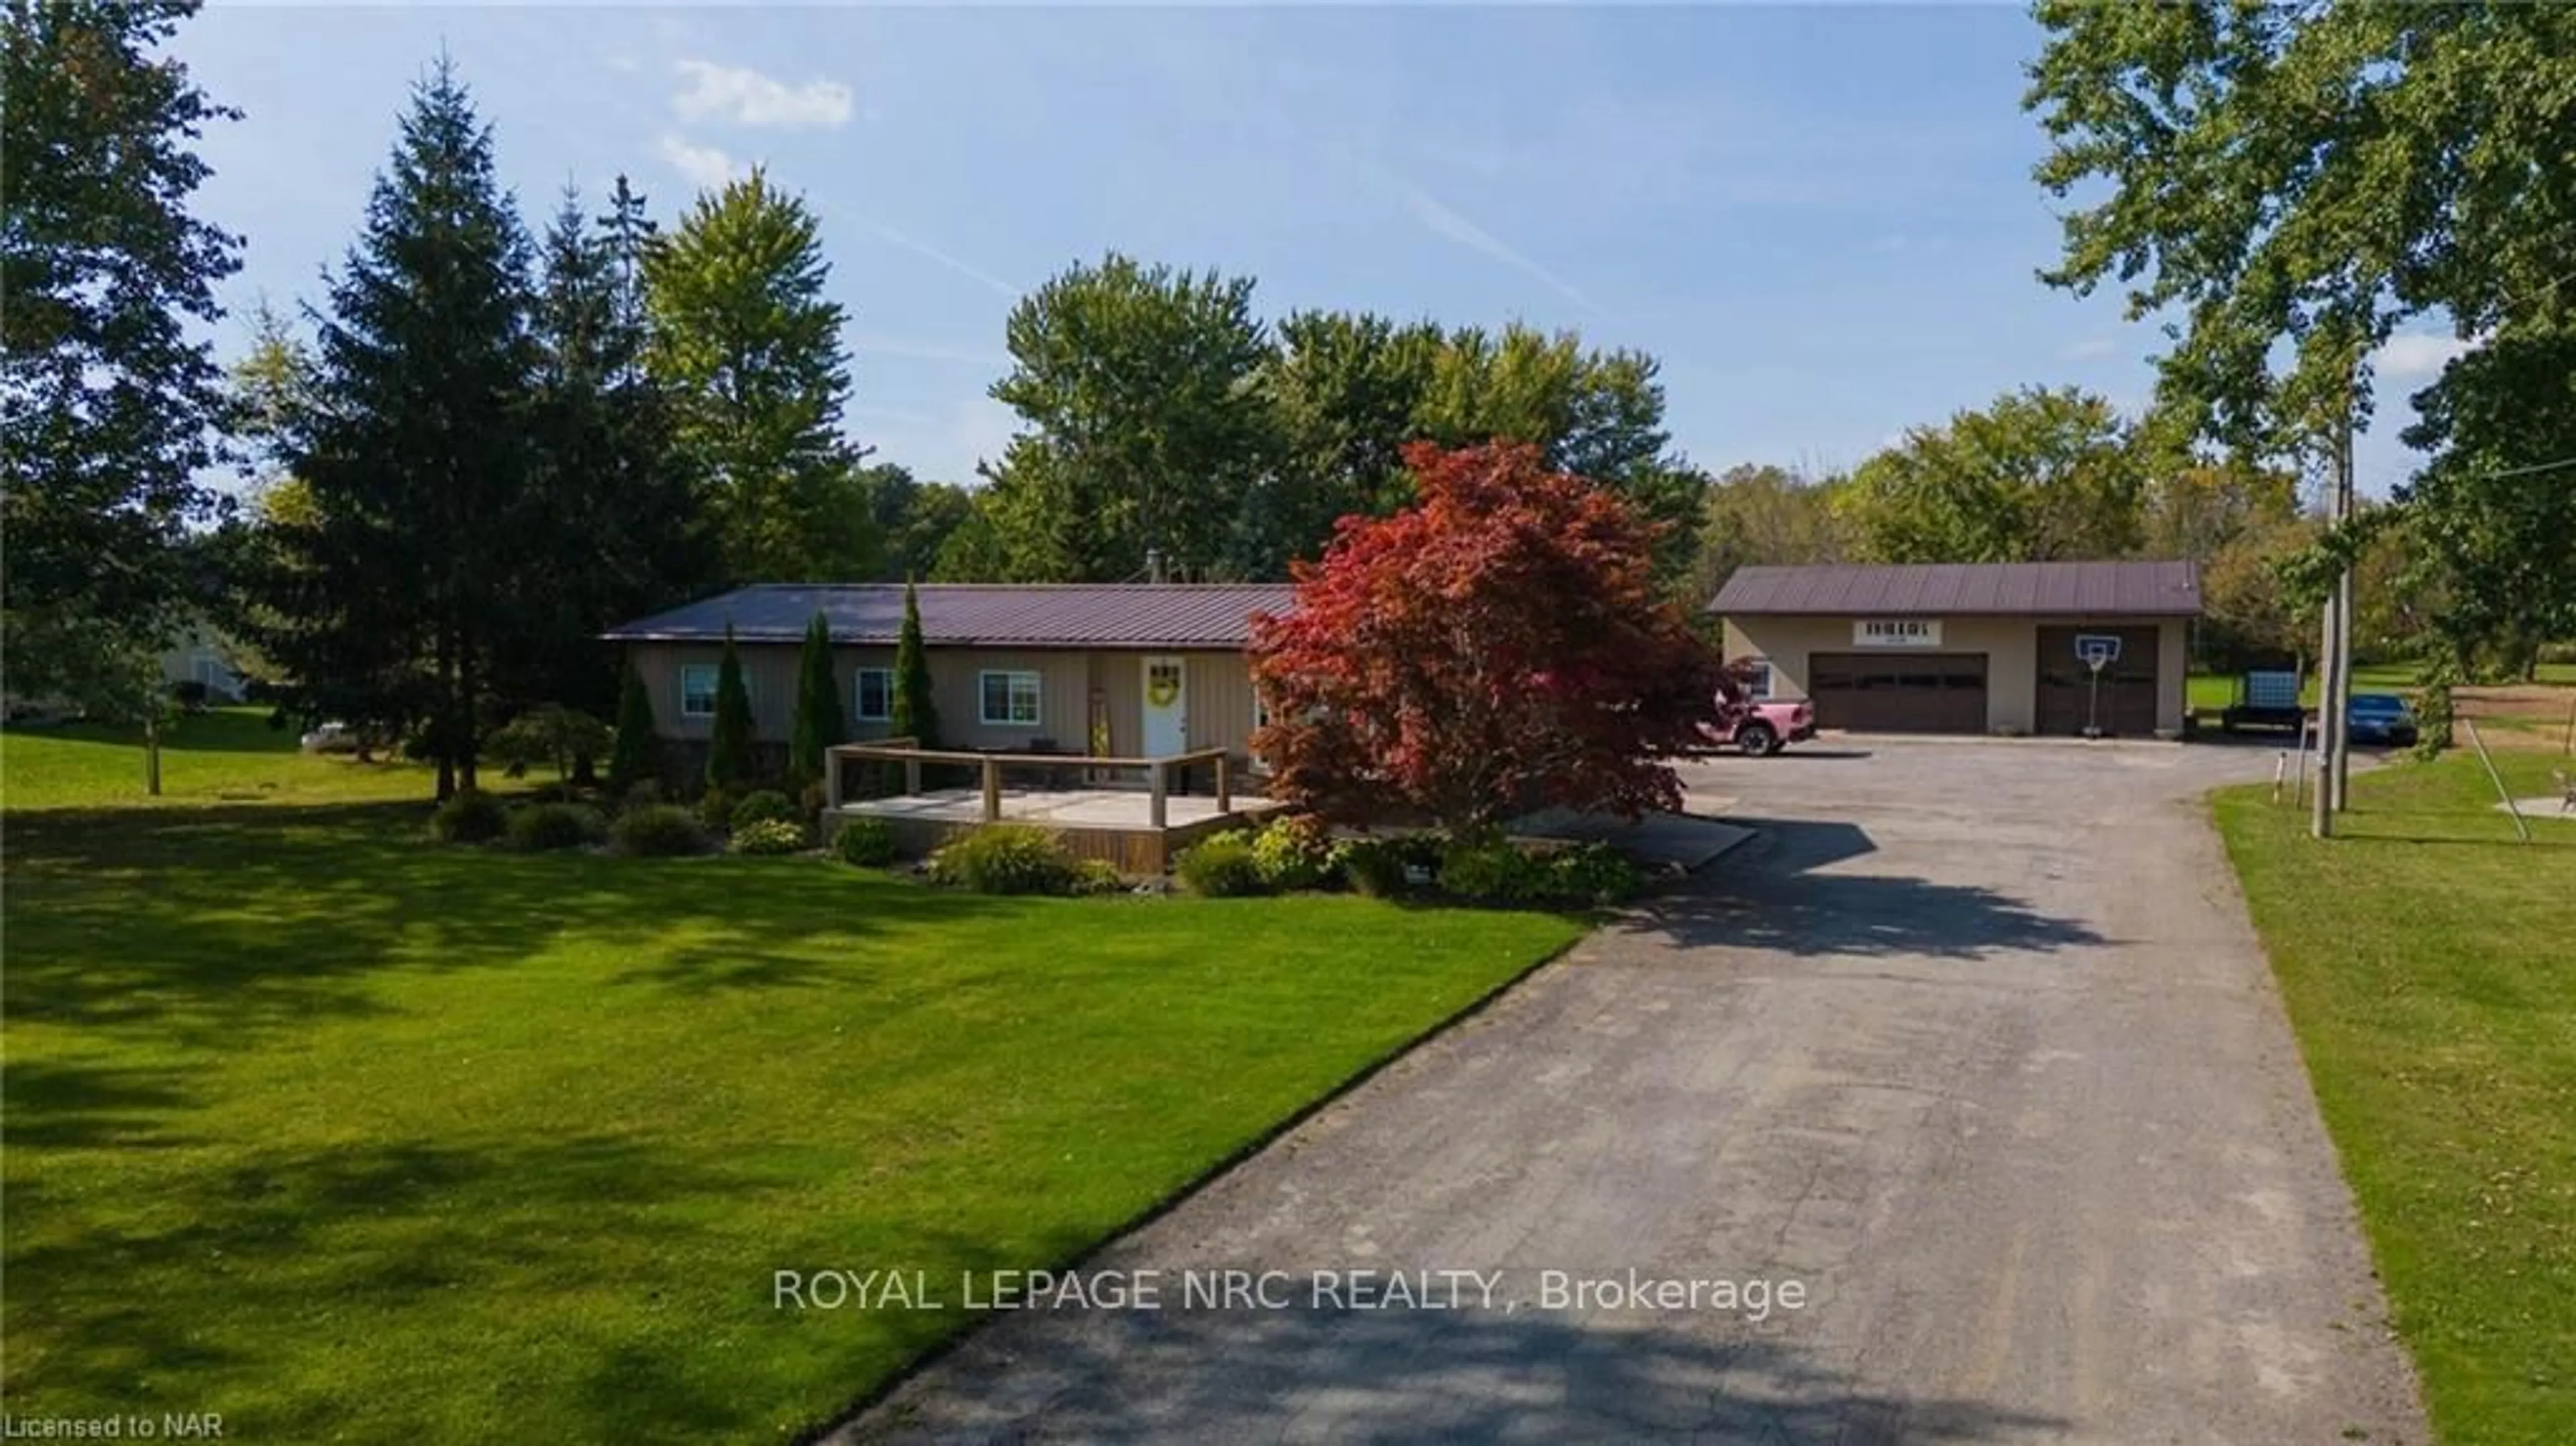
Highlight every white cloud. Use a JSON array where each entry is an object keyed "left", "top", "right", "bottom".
[
  {"left": 2059, "top": 337, "right": 2116, "bottom": 362},
  {"left": 655, "top": 133, "right": 739, "bottom": 190},
  {"left": 674, "top": 60, "right": 853, "bottom": 130},
  {"left": 871, "top": 224, "right": 1018, "bottom": 301},
  {"left": 1393, "top": 178, "right": 1597, "bottom": 313},
  {"left": 2375, "top": 331, "right": 2477, "bottom": 381}
]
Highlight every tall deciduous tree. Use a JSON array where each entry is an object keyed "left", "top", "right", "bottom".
[
  {"left": 1257, "top": 311, "right": 1444, "bottom": 571},
  {"left": 1837, "top": 388, "right": 2146, "bottom": 564},
  {"left": 705, "top": 624, "right": 754, "bottom": 791},
  {"left": 1688, "top": 463, "right": 1854, "bottom": 604},
  {"left": 1, "top": 0, "right": 241, "bottom": 702},
  {"left": 645, "top": 170, "right": 871, "bottom": 583},
  {"left": 2027, "top": 1, "right": 2576, "bottom": 669},
  {"left": 1250, "top": 443, "right": 1720, "bottom": 830},
  {"left": 2401, "top": 332, "right": 2576, "bottom": 675},
  {"left": 981, "top": 254, "right": 1281, "bottom": 580},
  {"left": 788, "top": 612, "right": 843, "bottom": 791},
  {"left": 281, "top": 56, "right": 538, "bottom": 798}
]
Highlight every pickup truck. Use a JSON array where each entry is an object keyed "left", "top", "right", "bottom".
[{"left": 1702, "top": 664, "right": 1817, "bottom": 757}]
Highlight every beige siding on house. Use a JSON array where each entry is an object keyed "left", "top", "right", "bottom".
[
  {"left": 1720, "top": 615, "right": 2191, "bottom": 736},
  {"left": 627, "top": 642, "right": 1265, "bottom": 756}
]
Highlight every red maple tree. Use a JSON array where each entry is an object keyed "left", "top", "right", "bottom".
[{"left": 1250, "top": 441, "right": 1722, "bottom": 830}]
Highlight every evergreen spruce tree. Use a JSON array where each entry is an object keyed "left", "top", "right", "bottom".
[
  {"left": 608, "top": 659, "right": 660, "bottom": 795},
  {"left": 280, "top": 56, "right": 538, "bottom": 798},
  {"left": 706, "top": 624, "right": 755, "bottom": 791},
  {"left": 788, "top": 612, "right": 844, "bottom": 791}
]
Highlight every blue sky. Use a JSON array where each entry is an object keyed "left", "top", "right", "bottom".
[{"left": 182, "top": 4, "right": 2463, "bottom": 499}]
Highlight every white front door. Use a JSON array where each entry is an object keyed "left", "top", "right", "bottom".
[{"left": 1141, "top": 655, "right": 1187, "bottom": 757}]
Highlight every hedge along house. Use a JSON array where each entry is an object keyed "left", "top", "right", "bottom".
[
  {"left": 1709, "top": 561, "right": 2202, "bottom": 738},
  {"left": 602, "top": 583, "right": 1295, "bottom": 776}
]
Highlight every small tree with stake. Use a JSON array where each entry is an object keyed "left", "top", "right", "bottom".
[
  {"left": 705, "top": 623, "right": 755, "bottom": 793},
  {"left": 788, "top": 611, "right": 845, "bottom": 795}
]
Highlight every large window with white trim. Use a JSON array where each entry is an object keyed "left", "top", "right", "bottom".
[
  {"left": 680, "top": 664, "right": 720, "bottom": 718},
  {"left": 854, "top": 667, "right": 894, "bottom": 722},
  {"left": 979, "top": 670, "right": 1042, "bottom": 726}
]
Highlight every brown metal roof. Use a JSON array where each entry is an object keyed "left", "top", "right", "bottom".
[
  {"left": 1709, "top": 561, "right": 2201, "bottom": 618},
  {"left": 603, "top": 583, "right": 1299, "bottom": 649}
]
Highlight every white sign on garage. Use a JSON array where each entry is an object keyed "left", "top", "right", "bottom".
[{"left": 1852, "top": 619, "right": 1944, "bottom": 647}]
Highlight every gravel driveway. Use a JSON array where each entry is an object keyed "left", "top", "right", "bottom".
[{"left": 828, "top": 738, "right": 2424, "bottom": 1446}]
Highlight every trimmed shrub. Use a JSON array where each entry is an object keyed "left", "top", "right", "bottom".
[
  {"left": 730, "top": 789, "right": 797, "bottom": 832},
  {"left": 1175, "top": 832, "right": 1269, "bottom": 897},
  {"left": 694, "top": 787, "right": 737, "bottom": 834},
  {"left": 1334, "top": 836, "right": 1413, "bottom": 899},
  {"left": 834, "top": 815, "right": 900, "bottom": 867},
  {"left": 729, "top": 818, "right": 808, "bottom": 856},
  {"left": 429, "top": 788, "right": 508, "bottom": 844},
  {"left": 1248, "top": 813, "right": 1336, "bottom": 891},
  {"left": 1071, "top": 857, "right": 1125, "bottom": 895},
  {"left": 1436, "top": 832, "right": 1550, "bottom": 904},
  {"left": 621, "top": 779, "right": 663, "bottom": 812},
  {"left": 1544, "top": 842, "right": 1646, "bottom": 905},
  {"left": 506, "top": 802, "right": 604, "bottom": 852},
  {"left": 611, "top": 804, "right": 706, "bottom": 857},
  {"left": 926, "top": 824, "right": 1081, "bottom": 895}
]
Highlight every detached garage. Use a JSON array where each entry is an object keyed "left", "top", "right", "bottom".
[{"left": 1710, "top": 561, "right": 2200, "bottom": 738}]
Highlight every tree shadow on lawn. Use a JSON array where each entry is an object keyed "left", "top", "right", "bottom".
[
  {"left": 0, "top": 1058, "right": 205, "bottom": 1151},
  {"left": 824, "top": 1280, "right": 2071, "bottom": 1445},
  {"left": 1623, "top": 818, "right": 2107, "bottom": 962},
  {"left": 5, "top": 1129, "right": 804, "bottom": 1439},
  {"left": 3, "top": 801, "right": 1029, "bottom": 1044}
]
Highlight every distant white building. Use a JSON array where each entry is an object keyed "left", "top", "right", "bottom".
[{"left": 160, "top": 624, "right": 248, "bottom": 702}]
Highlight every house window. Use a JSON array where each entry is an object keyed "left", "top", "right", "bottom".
[
  {"left": 979, "top": 670, "right": 1041, "bottom": 726},
  {"left": 854, "top": 668, "right": 894, "bottom": 722},
  {"left": 1741, "top": 661, "right": 1774, "bottom": 700},
  {"left": 680, "top": 664, "right": 720, "bottom": 718}
]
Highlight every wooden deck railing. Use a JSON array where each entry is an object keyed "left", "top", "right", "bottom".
[{"left": 824, "top": 740, "right": 1234, "bottom": 829}]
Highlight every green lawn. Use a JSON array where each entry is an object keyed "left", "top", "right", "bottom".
[
  {"left": 2214, "top": 753, "right": 2576, "bottom": 1444},
  {"left": 2, "top": 707, "right": 449, "bottom": 811},
  {"left": 3, "top": 769, "right": 1582, "bottom": 1441},
  {"left": 2187, "top": 663, "right": 2418, "bottom": 714}
]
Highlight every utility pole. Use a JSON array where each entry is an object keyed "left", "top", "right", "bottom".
[
  {"left": 2310, "top": 395, "right": 2356, "bottom": 838},
  {"left": 2329, "top": 414, "right": 2356, "bottom": 813}
]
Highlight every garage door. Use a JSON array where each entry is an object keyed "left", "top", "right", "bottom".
[
  {"left": 2034, "top": 626, "right": 2161, "bottom": 736},
  {"left": 1807, "top": 653, "right": 1988, "bottom": 733}
]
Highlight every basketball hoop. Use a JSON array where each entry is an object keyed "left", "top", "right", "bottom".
[{"left": 2074, "top": 634, "right": 2122, "bottom": 738}]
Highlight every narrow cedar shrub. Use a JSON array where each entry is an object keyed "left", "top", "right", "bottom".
[
  {"left": 607, "top": 661, "right": 659, "bottom": 794},
  {"left": 506, "top": 802, "right": 604, "bottom": 852},
  {"left": 610, "top": 804, "right": 706, "bottom": 857},
  {"left": 705, "top": 624, "right": 755, "bottom": 792},
  {"left": 429, "top": 789, "right": 508, "bottom": 844},
  {"left": 727, "top": 818, "right": 807, "bottom": 856},
  {"left": 729, "top": 789, "right": 796, "bottom": 832},
  {"left": 926, "top": 824, "right": 1081, "bottom": 895},
  {"left": 1175, "top": 832, "right": 1269, "bottom": 897},
  {"left": 834, "top": 816, "right": 899, "bottom": 867},
  {"left": 788, "top": 612, "right": 844, "bottom": 791}
]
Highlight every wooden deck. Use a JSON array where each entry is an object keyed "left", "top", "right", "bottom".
[
  {"left": 822, "top": 739, "right": 1279, "bottom": 875},
  {"left": 830, "top": 787, "right": 1281, "bottom": 875}
]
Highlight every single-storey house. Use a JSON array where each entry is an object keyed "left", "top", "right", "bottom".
[
  {"left": 1709, "top": 560, "right": 2201, "bottom": 738},
  {"left": 603, "top": 583, "right": 1296, "bottom": 766}
]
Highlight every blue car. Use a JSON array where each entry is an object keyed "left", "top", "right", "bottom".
[{"left": 2347, "top": 692, "right": 2419, "bottom": 746}]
